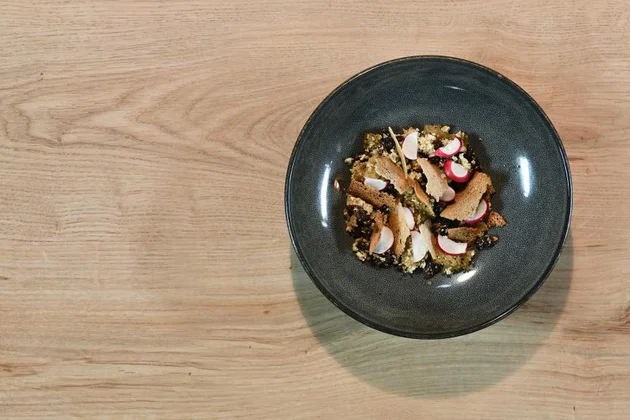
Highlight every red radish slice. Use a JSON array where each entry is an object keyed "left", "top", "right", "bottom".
[
  {"left": 402, "top": 207, "right": 415, "bottom": 230},
  {"left": 443, "top": 160, "right": 471, "bottom": 183},
  {"left": 439, "top": 186, "right": 456, "bottom": 202},
  {"left": 411, "top": 230, "right": 428, "bottom": 262},
  {"left": 364, "top": 177, "right": 388, "bottom": 191},
  {"left": 402, "top": 131, "right": 418, "bottom": 160},
  {"left": 373, "top": 226, "right": 394, "bottom": 254},
  {"left": 463, "top": 198, "right": 489, "bottom": 224},
  {"left": 434, "top": 138, "right": 462, "bottom": 158},
  {"left": 436, "top": 234, "right": 467, "bottom": 256}
]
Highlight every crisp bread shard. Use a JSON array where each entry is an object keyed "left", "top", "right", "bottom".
[
  {"left": 440, "top": 172, "right": 492, "bottom": 221},
  {"left": 347, "top": 179, "right": 396, "bottom": 209},
  {"left": 389, "top": 203, "right": 410, "bottom": 257},
  {"left": 409, "top": 178, "right": 433, "bottom": 213},
  {"left": 447, "top": 224, "right": 487, "bottom": 244},
  {"left": 433, "top": 245, "right": 475, "bottom": 271},
  {"left": 486, "top": 211, "right": 507, "bottom": 228},
  {"left": 346, "top": 195, "right": 374, "bottom": 213},
  {"left": 369, "top": 210, "right": 385, "bottom": 254},
  {"left": 417, "top": 158, "right": 449, "bottom": 200},
  {"left": 374, "top": 156, "right": 409, "bottom": 193},
  {"left": 419, "top": 221, "right": 437, "bottom": 259}
]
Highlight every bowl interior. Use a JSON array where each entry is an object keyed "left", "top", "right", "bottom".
[{"left": 286, "top": 57, "right": 571, "bottom": 338}]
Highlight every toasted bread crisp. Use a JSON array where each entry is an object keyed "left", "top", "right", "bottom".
[
  {"left": 369, "top": 211, "right": 385, "bottom": 254},
  {"left": 390, "top": 203, "right": 411, "bottom": 257},
  {"left": 374, "top": 156, "right": 409, "bottom": 193},
  {"left": 486, "top": 211, "right": 507, "bottom": 228},
  {"left": 401, "top": 179, "right": 435, "bottom": 224},
  {"left": 417, "top": 158, "right": 449, "bottom": 200},
  {"left": 433, "top": 249, "right": 475, "bottom": 272},
  {"left": 428, "top": 233, "right": 475, "bottom": 270},
  {"left": 440, "top": 172, "right": 492, "bottom": 221},
  {"left": 347, "top": 179, "right": 396, "bottom": 209},
  {"left": 419, "top": 221, "right": 437, "bottom": 259},
  {"left": 447, "top": 225, "right": 486, "bottom": 244},
  {"left": 346, "top": 195, "right": 374, "bottom": 213},
  {"left": 410, "top": 178, "right": 432, "bottom": 211}
]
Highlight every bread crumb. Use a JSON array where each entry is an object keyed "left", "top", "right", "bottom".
[{"left": 486, "top": 211, "right": 507, "bottom": 228}]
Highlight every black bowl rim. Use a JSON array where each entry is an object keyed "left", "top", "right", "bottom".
[{"left": 285, "top": 55, "right": 573, "bottom": 339}]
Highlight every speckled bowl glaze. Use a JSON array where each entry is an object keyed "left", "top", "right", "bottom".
[{"left": 285, "top": 56, "right": 572, "bottom": 339}]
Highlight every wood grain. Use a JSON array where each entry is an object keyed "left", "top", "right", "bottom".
[{"left": 0, "top": 1, "right": 629, "bottom": 418}]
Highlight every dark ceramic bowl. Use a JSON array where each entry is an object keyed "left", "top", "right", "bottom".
[{"left": 285, "top": 56, "right": 572, "bottom": 339}]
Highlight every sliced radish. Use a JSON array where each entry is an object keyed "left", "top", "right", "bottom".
[
  {"left": 364, "top": 177, "right": 388, "bottom": 191},
  {"left": 439, "top": 186, "right": 456, "bottom": 202},
  {"left": 402, "top": 207, "right": 415, "bottom": 230},
  {"left": 463, "top": 198, "right": 489, "bottom": 224},
  {"left": 402, "top": 131, "right": 418, "bottom": 160},
  {"left": 411, "top": 230, "right": 428, "bottom": 262},
  {"left": 373, "top": 226, "right": 394, "bottom": 254},
  {"left": 434, "top": 138, "right": 462, "bottom": 158},
  {"left": 443, "top": 160, "right": 471, "bottom": 183},
  {"left": 436, "top": 234, "right": 467, "bottom": 255}
]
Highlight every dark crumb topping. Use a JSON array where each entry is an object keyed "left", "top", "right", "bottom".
[
  {"left": 371, "top": 250, "right": 396, "bottom": 267},
  {"left": 435, "top": 225, "right": 450, "bottom": 236},
  {"left": 346, "top": 206, "right": 373, "bottom": 239},
  {"left": 355, "top": 238, "right": 369, "bottom": 252},
  {"left": 432, "top": 200, "right": 449, "bottom": 215},
  {"left": 381, "top": 136, "right": 396, "bottom": 152},
  {"left": 428, "top": 156, "right": 442, "bottom": 165},
  {"left": 432, "top": 217, "right": 459, "bottom": 231},
  {"left": 476, "top": 234, "right": 499, "bottom": 250},
  {"left": 422, "top": 256, "right": 442, "bottom": 278},
  {"left": 382, "top": 183, "right": 399, "bottom": 197}
]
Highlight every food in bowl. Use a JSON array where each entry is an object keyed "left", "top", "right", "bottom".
[{"left": 343, "top": 125, "right": 506, "bottom": 277}]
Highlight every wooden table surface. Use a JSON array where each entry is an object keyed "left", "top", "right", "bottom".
[{"left": 1, "top": 1, "right": 629, "bottom": 419}]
